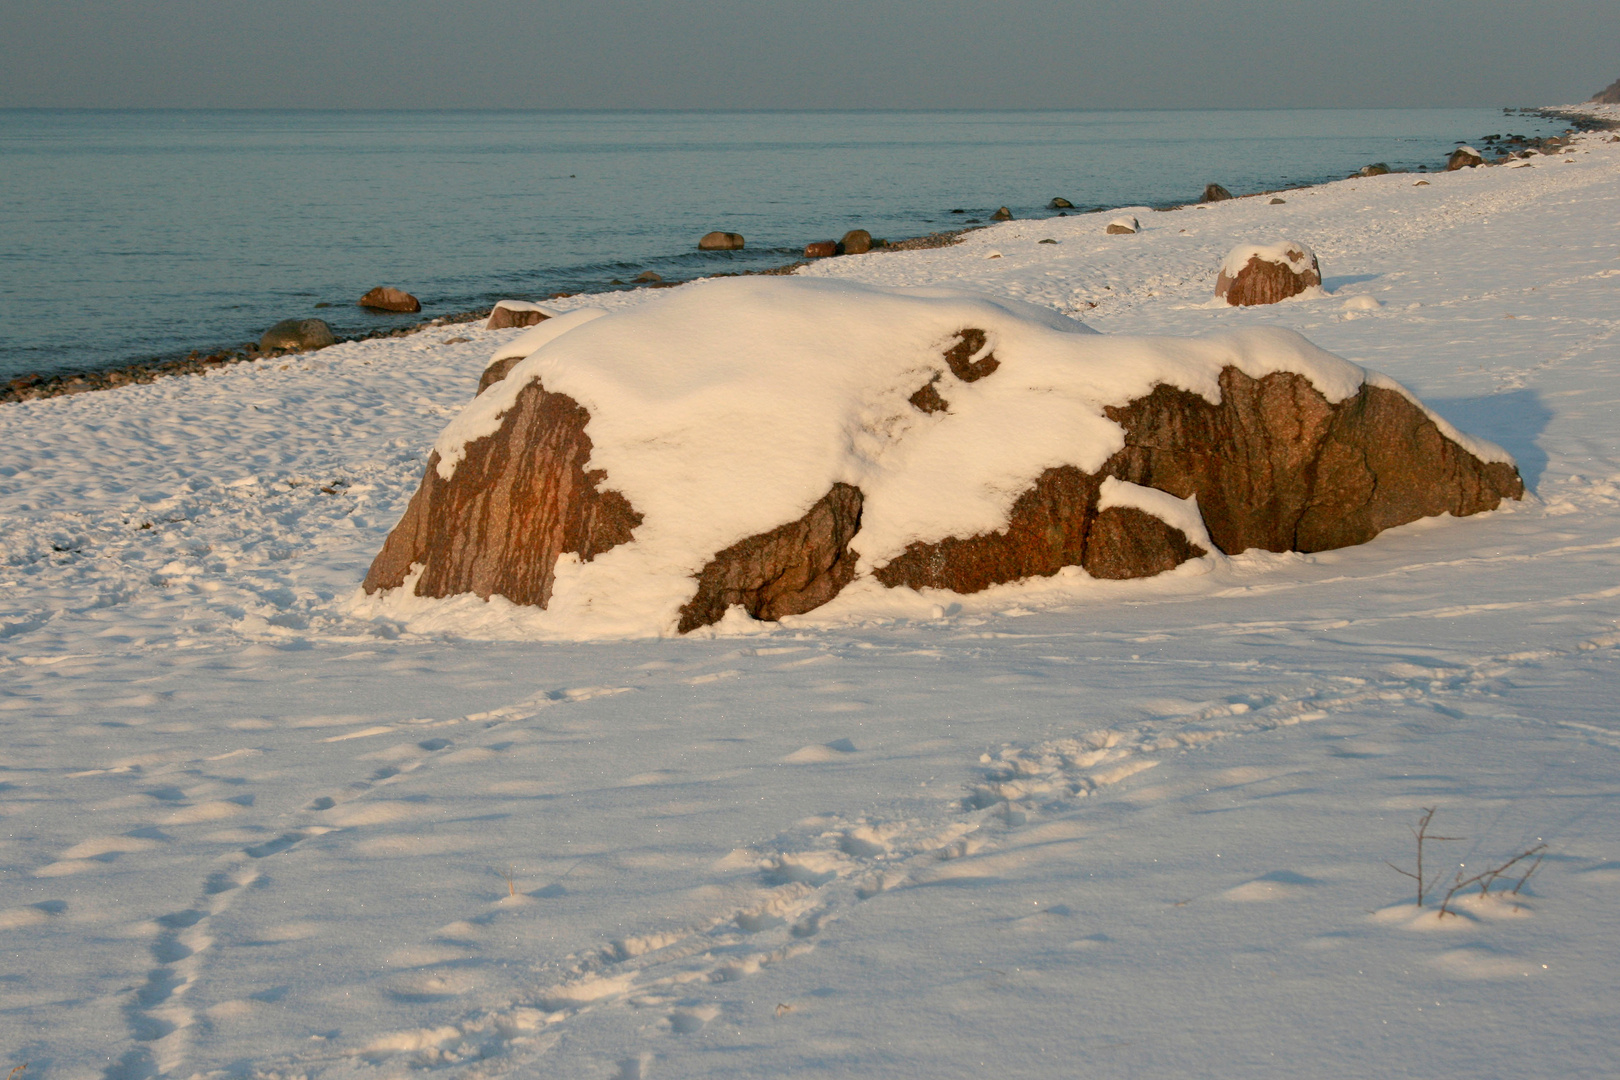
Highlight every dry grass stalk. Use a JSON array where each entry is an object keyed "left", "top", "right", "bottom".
[
  {"left": 1385, "top": 807, "right": 1463, "bottom": 906},
  {"left": 1438, "top": 843, "right": 1548, "bottom": 918}
]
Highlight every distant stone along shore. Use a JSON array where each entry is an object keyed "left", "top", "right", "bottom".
[{"left": 6, "top": 106, "right": 1615, "bottom": 407}]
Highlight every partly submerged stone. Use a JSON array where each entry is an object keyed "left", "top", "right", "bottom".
[
  {"left": 1215, "top": 241, "right": 1322, "bottom": 306},
  {"left": 840, "top": 229, "right": 874, "bottom": 255},
  {"left": 359, "top": 286, "right": 421, "bottom": 313},
  {"left": 259, "top": 318, "right": 335, "bottom": 353},
  {"left": 699, "top": 231, "right": 745, "bottom": 250}
]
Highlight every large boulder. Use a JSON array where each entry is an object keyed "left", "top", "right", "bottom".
[
  {"left": 1201, "top": 183, "right": 1234, "bottom": 202},
  {"left": 1215, "top": 241, "right": 1322, "bottom": 306},
  {"left": 1105, "top": 216, "right": 1139, "bottom": 235},
  {"left": 1447, "top": 146, "right": 1484, "bottom": 170},
  {"left": 359, "top": 286, "right": 421, "bottom": 313},
  {"left": 699, "top": 231, "right": 745, "bottom": 251},
  {"left": 804, "top": 240, "right": 839, "bottom": 258},
  {"left": 486, "top": 300, "right": 553, "bottom": 330},
  {"left": 259, "top": 318, "right": 335, "bottom": 353},
  {"left": 363, "top": 279, "right": 1521, "bottom": 636}
]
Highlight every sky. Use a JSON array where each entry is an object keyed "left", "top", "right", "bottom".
[{"left": 1, "top": 0, "right": 1616, "bottom": 110}]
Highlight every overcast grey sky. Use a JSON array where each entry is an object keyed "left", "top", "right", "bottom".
[{"left": 1, "top": 0, "right": 1615, "bottom": 110}]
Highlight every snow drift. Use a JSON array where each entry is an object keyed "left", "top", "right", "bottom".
[{"left": 362, "top": 277, "right": 1522, "bottom": 637}]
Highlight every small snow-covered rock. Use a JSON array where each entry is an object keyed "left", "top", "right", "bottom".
[
  {"left": 486, "top": 300, "right": 554, "bottom": 330},
  {"left": 1342, "top": 295, "right": 1382, "bottom": 312},
  {"left": 1214, "top": 241, "right": 1322, "bottom": 306},
  {"left": 1105, "top": 216, "right": 1139, "bottom": 235},
  {"left": 359, "top": 286, "right": 421, "bottom": 313}
]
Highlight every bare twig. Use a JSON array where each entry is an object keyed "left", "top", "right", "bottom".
[
  {"left": 1385, "top": 807, "right": 1464, "bottom": 906},
  {"left": 496, "top": 865, "right": 517, "bottom": 897},
  {"left": 9, "top": 1064, "right": 28, "bottom": 1080},
  {"left": 1438, "top": 843, "right": 1549, "bottom": 918}
]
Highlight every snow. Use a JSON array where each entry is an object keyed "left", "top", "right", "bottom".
[
  {"left": 5, "top": 118, "right": 1620, "bottom": 1079},
  {"left": 1220, "top": 238, "right": 1319, "bottom": 278}
]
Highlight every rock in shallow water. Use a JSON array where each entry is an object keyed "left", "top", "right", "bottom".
[
  {"left": 359, "top": 286, "right": 421, "bottom": 313},
  {"left": 259, "top": 318, "right": 335, "bottom": 352}
]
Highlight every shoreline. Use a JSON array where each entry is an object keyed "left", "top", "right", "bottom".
[{"left": 5, "top": 106, "right": 1614, "bottom": 407}]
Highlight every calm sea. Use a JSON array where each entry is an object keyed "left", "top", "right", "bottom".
[{"left": 0, "top": 109, "right": 1561, "bottom": 381}]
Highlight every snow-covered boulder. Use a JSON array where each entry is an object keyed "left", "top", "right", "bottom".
[
  {"left": 1447, "top": 146, "right": 1484, "bottom": 170},
  {"left": 362, "top": 278, "right": 1523, "bottom": 636},
  {"left": 1106, "top": 216, "right": 1139, "bottom": 235},
  {"left": 359, "top": 286, "right": 420, "bottom": 313},
  {"left": 486, "top": 300, "right": 553, "bottom": 330},
  {"left": 1214, "top": 241, "right": 1322, "bottom": 306}
]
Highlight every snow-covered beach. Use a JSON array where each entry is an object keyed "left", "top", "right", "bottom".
[{"left": 4, "top": 105, "right": 1619, "bottom": 1079}]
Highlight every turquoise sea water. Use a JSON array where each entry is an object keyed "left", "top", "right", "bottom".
[{"left": 0, "top": 109, "right": 1562, "bottom": 381}]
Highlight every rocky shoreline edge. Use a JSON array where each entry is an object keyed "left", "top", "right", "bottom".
[{"left": 6, "top": 106, "right": 1614, "bottom": 408}]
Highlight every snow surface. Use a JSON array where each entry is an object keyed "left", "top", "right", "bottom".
[{"left": 4, "top": 119, "right": 1620, "bottom": 1080}]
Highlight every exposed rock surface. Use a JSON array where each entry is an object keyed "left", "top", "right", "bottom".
[
  {"left": 359, "top": 287, "right": 421, "bottom": 313},
  {"left": 1590, "top": 76, "right": 1620, "bottom": 104},
  {"left": 699, "top": 231, "right": 745, "bottom": 250},
  {"left": 874, "top": 366, "right": 1522, "bottom": 594},
  {"left": 486, "top": 303, "right": 551, "bottom": 330},
  {"left": 363, "top": 379, "right": 642, "bottom": 609},
  {"left": 477, "top": 356, "right": 522, "bottom": 396},
  {"left": 259, "top": 318, "right": 335, "bottom": 353},
  {"left": 677, "top": 484, "right": 864, "bottom": 633},
  {"left": 1201, "top": 183, "right": 1234, "bottom": 202},
  {"left": 1215, "top": 243, "right": 1322, "bottom": 306}
]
